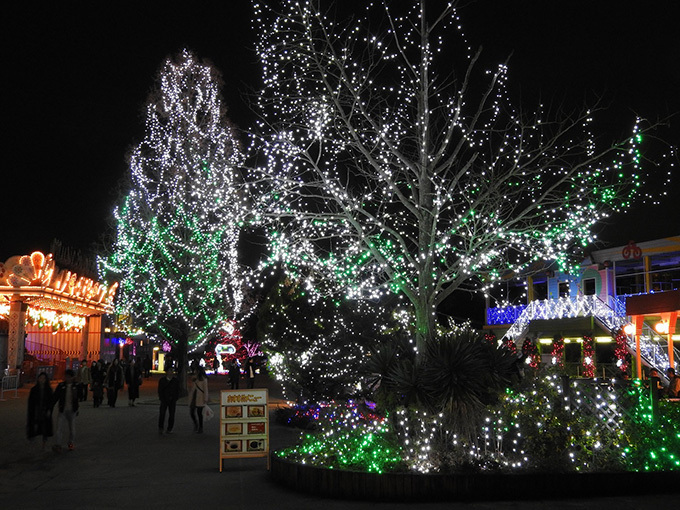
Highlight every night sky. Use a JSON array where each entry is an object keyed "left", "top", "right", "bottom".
[{"left": 3, "top": 0, "right": 679, "bottom": 260}]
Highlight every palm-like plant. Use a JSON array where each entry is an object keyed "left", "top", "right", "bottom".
[{"left": 366, "top": 329, "right": 519, "bottom": 441}]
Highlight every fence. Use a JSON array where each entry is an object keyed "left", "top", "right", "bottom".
[
  {"left": 562, "top": 374, "right": 678, "bottom": 427},
  {"left": 0, "top": 374, "right": 19, "bottom": 400}
]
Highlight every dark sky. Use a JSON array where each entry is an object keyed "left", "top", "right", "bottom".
[{"left": 2, "top": 1, "right": 679, "bottom": 260}]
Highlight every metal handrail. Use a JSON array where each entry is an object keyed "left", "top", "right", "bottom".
[{"left": 627, "top": 322, "right": 679, "bottom": 375}]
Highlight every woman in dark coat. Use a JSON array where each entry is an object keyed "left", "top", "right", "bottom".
[
  {"left": 104, "top": 358, "right": 124, "bottom": 407},
  {"left": 91, "top": 360, "right": 104, "bottom": 407},
  {"left": 27, "top": 372, "right": 54, "bottom": 449},
  {"left": 228, "top": 360, "right": 240, "bottom": 389},
  {"left": 125, "top": 358, "right": 142, "bottom": 406}
]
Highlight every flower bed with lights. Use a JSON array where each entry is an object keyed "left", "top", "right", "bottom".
[{"left": 271, "top": 375, "right": 680, "bottom": 501}]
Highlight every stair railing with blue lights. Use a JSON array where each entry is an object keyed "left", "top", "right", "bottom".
[
  {"left": 502, "top": 295, "right": 627, "bottom": 341},
  {"left": 498, "top": 295, "right": 678, "bottom": 374}
]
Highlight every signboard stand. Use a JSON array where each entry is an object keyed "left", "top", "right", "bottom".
[{"left": 219, "top": 388, "right": 269, "bottom": 471}]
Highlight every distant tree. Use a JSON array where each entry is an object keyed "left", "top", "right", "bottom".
[
  {"left": 251, "top": 0, "right": 669, "bottom": 351},
  {"left": 50, "top": 239, "right": 98, "bottom": 279},
  {"left": 102, "top": 49, "right": 248, "bottom": 392}
]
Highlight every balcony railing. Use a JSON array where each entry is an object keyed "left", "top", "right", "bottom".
[
  {"left": 494, "top": 295, "right": 678, "bottom": 375},
  {"left": 500, "top": 295, "right": 627, "bottom": 340}
]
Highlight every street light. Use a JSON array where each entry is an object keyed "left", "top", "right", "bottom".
[{"left": 655, "top": 321, "right": 669, "bottom": 335}]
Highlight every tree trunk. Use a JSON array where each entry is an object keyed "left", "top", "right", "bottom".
[
  {"left": 177, "top": 336, "right": 189, "bottom": 397},
  {"left": 414, "top": 291, "right": 434, "bottom": 353}
]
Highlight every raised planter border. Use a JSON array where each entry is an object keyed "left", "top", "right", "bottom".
[{"left": 271, "top": 453, "right": 680, "bottom": 501}]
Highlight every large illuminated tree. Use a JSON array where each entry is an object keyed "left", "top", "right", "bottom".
[
  {"left": 251, "top": 1, "right": 666, "bottom": 350},
  {"left": 104, "top": 50, "right": 247, "bottom": 385}
]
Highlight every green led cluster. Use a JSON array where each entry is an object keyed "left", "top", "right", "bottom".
[
  {"left": 619, "top": 388, "right": 680, "bottom": 471},
  {"left": 278, "top": 406, "right": 404, "bottom": 474}
]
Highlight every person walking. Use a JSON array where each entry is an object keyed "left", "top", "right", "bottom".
[
  {"left": 142, "top": 355, "right": 152, "bottom": 378},
  {"left": 228, "top": 360, "right": 240, "bottom": 390},
  {"left": 77, "top": 359, "right": 91, "bottom": 402},
  {"left": 158, "top": 368, "right": 180, "bottom": 434},
  {"left": 245, "top": 357, "right": 256, "bottom": 389},
  {"left": 104, "top": 358, "right": 124, "bottom": 407},
  {"left": 189, "top": 366, "right": 209, "bottom": 433},
  {"left": 125, "top": 358, "right": 143, "bottom": 406},
  {"left": 52, "top": 369, "right": 79, "bottom": 452},
  {"left": 27, "top": 372, "right": 54, "bottom": 450},
  {"left": 91, "top": 360, "right": 104, "bottom": 407}
]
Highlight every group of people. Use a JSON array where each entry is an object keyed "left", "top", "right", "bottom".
[
  {"left": 26, "top": 355, "right": 153, "bottom": 452},
  {"left": 648, "top": 366, "right": 680, "bottom": 398},
  {"left": 224, "top": 356, "right": 257, "bottom": 389},
  {"left": 156, "top": 365, "right": 210, "bottom": 434},
  {"left": 157, "top": 358, "right": 260, "bottom": 434},
  {"left": 27, "top": 369, "right": 79, "bottom": 452},
  {"left": 76, "top": 356, "right": 150, "bottom": 408},
  {"left": 28, "top": 355, "right": 258, "bottom": 450}
]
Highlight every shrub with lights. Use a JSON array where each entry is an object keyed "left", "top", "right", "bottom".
[
  {"left": 581, "top": 335, "right": 596, "bottom": 378},
  {"left": 279, "top": 355, "right": 680, "bottom": 474},
  {"left": 484, "top": 372, "right": 627, "bottom": 473},
  {"left": 277, "top": 402, "right": 405, "bottom": 474},
  {"left": 521, "top": 338, "right": 540, "bottom": 369},
  {"left": 617, "top": 383, "right": 680, "bottom": 471},
  {"left": 257, "top": 276, "right": 404, "bottom": 402},
  {"left": 613, "top": 330, "right": 631, "bottom": 376},
  {"left": 551, "top": 336, "right": 565, "bottom": 368},
  {"left": 358, "top": 327, "right": 521, "bottom": 471}
]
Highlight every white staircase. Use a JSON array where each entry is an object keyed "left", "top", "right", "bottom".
[{"left": 501, "top": 295, "right": 679, "bottom": 375}]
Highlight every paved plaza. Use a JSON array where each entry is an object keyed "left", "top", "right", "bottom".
[{"left": 0, "top": 373, "right": 676, "bottom": 509}]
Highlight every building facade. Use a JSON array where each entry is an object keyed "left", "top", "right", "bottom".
[
  {"left": 485, "top": 237, "right": 680, "bottom": 379},
  {"left": 0, "top": 251, "right": 117, "bottom": 379}
]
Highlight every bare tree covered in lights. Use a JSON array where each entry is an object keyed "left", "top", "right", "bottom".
[
  {"left": 102, "top": 50, "right": 249, "bottom": 391},
  {"left": 251, "top": 0, "right": 669, "bottom": 350}
]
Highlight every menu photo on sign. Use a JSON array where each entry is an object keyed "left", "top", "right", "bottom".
[
  {"left": 246, "top": 438, "right": 266, "bottom": 452},
  {"left": 248, "top": 405, "right": 265, "bottom": 417},
  {"left": 224, "top": 440, "right": 242, "bottom": 453},
  {"left": 247, "top": 422, "right": 266, "bottom": 434},
  {"left": 225, "top": 406, "right": 243, "bottom": 418}
]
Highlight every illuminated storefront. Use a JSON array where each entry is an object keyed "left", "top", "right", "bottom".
[{"left": 0, "top": 251, "right": 117, "bottom": 374}]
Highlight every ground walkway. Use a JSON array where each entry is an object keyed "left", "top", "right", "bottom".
[{"left": 0, "top": 373, "right": 676, "bottom": 509}]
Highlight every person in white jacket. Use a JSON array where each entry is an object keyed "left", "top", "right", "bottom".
[{"left": 189, "top": 366, "right": 209, "bottom": 433}]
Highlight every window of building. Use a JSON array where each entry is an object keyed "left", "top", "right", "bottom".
[
  {"left": 533, "top": 282, "right": 547, "bottom": 301},
  {"left": 559, "top": 282, "right": 570, "bottom": 298},
  {"left": 583, "top": 278, "right": 596, "bottom": 296}
]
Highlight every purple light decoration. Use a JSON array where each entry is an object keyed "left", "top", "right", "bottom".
[{"left": 244, "top": 341, "right": 263, "bottom": 358}]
